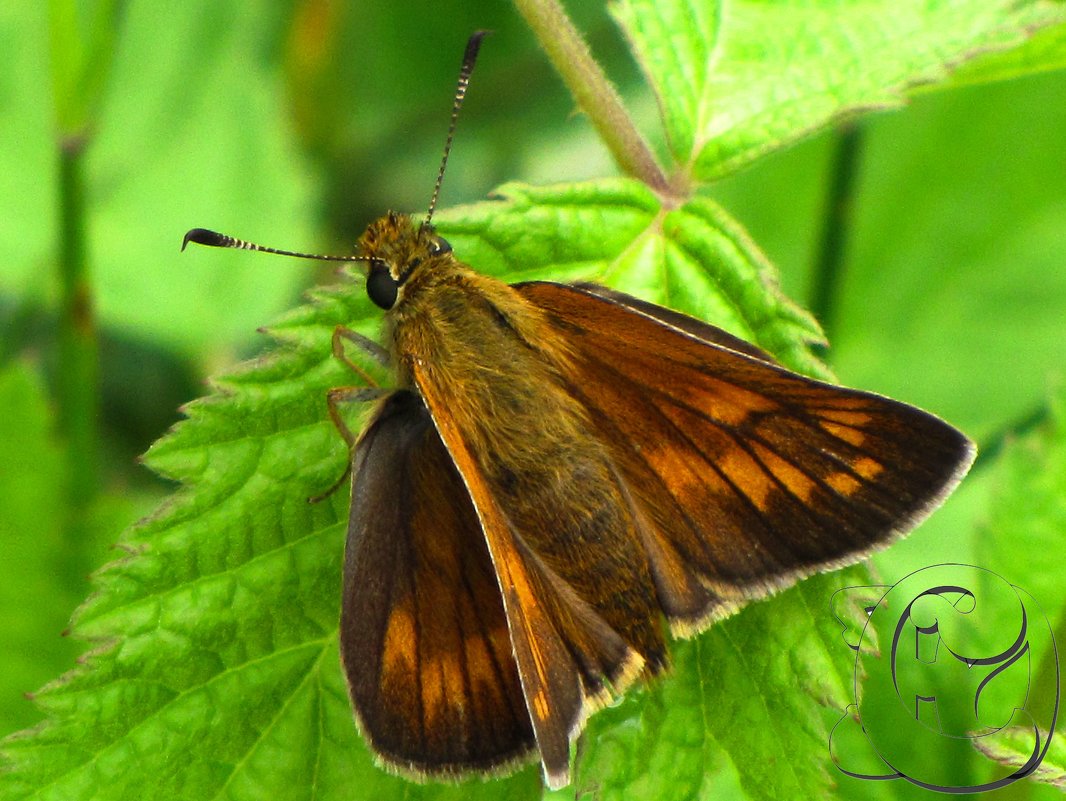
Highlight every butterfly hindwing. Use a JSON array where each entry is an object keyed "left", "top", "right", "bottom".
[
  {"left": 516, "top": 282, "right": 975, "bottom": 630},
  {"left": 340, "top": 390, "right": 535, "bottom": 777}
]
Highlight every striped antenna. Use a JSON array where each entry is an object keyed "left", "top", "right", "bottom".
[
  {"left": 184, "top": 32, "right": 488, "bottom": 259},
  {"left": 181, "top": 228, "right": 368, "bottom": 263},
  {"left": 424, "top": 30, "right": 489, "bottom": 227}
]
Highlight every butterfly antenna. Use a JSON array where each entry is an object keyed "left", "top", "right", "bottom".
[
  {"left": 180, "top": 228, "right": 368, "bottom": 263},
  {"left": 424, "top": 30, "right": 488, "bottom": 228}
]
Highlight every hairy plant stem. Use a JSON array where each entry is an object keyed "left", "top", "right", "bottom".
[{"left": 513, "top": 0, "right": 675, "bottom": 199}]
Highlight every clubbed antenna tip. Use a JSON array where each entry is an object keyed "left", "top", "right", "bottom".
[
  {"left": 182, "top": 228, "right": 228, "bottom": 251},
  {"left": 180, "top": 228, "right": 367, "bottom": 263}
]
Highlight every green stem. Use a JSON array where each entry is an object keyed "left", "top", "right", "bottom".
[
  {"left": 809, "top": 124, "right": 863, "bottom": 346},
  {"left": 55, "top": 134, "right": 99, "bottom": 510},
  {"left": 513, "top": 0, "right": 675, "bottom": 199}
]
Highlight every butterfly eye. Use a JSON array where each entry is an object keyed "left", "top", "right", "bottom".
[
  {"left": 366, "top": 264, "right": 399, "bottom": 310},
  {"left": 429, "top": 236, "right": 452, "bottom": 255}
]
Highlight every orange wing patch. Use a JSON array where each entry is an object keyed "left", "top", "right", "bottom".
[{"left": 382, "top": 603, "right": 417, "bottom": 676}]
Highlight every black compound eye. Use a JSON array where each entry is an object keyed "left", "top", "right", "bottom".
[
  {"left": 429, "top": 236, "right": 452, "bottom": 255},
  {"left": 366, "top": 265, "right": 399, "bottom": 310}
]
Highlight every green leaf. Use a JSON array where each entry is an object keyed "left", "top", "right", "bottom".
[
  {"left": 0, "top": 284, "right": 539, "bottom": 801},
  {"left": 0, "top": 3, "right": 59, "bottom": 308},
  {"left": 975, "top": 727, "right": 1066, "bottom": 788},
  {"left": 570, "top": 570, "right": 866, "bottom": 800},
  {"left": 946, "top": 19, "right": 1066, "bottom": 88},
  {"left": 612, "top": 0, "right": 1066, "bottom": 180},
  {"left": 0, "top": 178, "right": 865, "bottom": 800}
]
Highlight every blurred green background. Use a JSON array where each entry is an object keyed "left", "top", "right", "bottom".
[{"left": 1, "top": 1, "right": 1064, "bottom": 799}]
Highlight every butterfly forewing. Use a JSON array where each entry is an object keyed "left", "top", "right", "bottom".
[
  {"left": 570, "top": 282, "right": 779, "bottom": 363},
  {"left": 341, "top": 390, "right": 535, "bottom": 776},
  {"left": 516, "top": 282, "right": 975, "bottom": 629}
]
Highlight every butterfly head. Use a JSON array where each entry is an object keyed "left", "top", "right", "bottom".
[{"left": 356, "top": 212, "right": 454, "bottom": 311}]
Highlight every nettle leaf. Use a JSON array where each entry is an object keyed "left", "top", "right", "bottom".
[
  {"left": 612, "top": 0, "right": 1066, "bottom": 180},
  {"left": 0, "top": 251, "right": 538, "bottom": 800},
  {"left": 0, "top": 179, "right": 861, "bottom": 800},
  {"left": 568, "top": 569, "right": 866, "bottom": 801}
]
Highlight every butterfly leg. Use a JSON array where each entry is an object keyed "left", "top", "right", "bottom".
[
  {"left": 308, "top": 385, "right": 390, "bottom": 503},
  {"left": 332, "top": 325, "right": 390, "bottom": 385},
  {"left": 313, "top": 327, "right": 390, "bottom": 503},
  {"left": 326, "top": 386, "right": 389, "bottom": 448}
]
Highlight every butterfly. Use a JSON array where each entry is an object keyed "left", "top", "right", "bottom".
[{"left": 183, "top": 31, "right": 975, "bottom": 791}]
